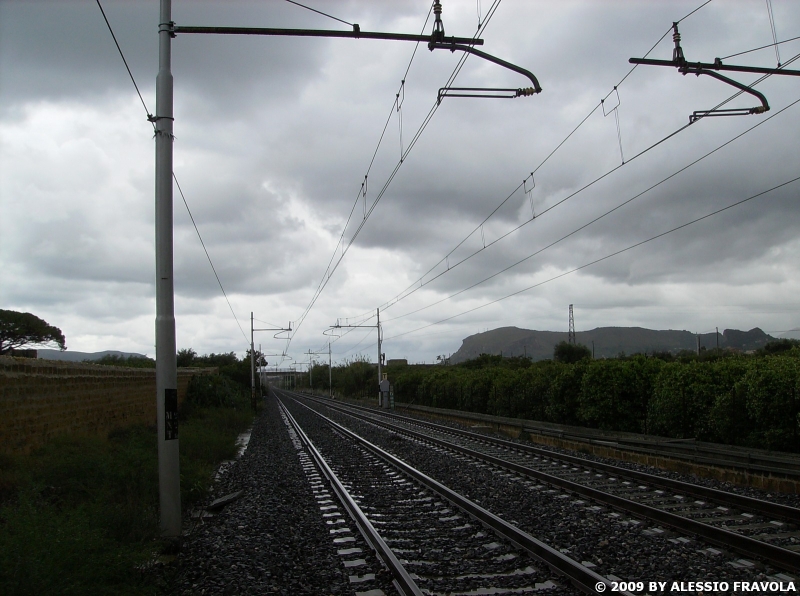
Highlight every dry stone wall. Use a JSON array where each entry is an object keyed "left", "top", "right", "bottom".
[{"left": 0, "top": 356, "right": 215, "bottom": 454}]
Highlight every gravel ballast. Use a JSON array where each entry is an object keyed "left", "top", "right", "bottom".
[
  {"left": 169, "top": 394, "right": 383, "bottom": 595},
  {"left": 296, "top": 395, "right": 799, "bottom": 593}
]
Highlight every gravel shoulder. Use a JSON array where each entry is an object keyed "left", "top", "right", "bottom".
[{"left": 168, "top": 394, "right": 359, "bottom": 596}]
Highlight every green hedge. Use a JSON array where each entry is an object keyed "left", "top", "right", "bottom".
[{"left": 380, "top": 348, "right": 800, "bottom": 452}]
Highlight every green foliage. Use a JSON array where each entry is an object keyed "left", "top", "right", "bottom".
[
  {"left": 193, "top": 351, "right": 238, "bottom": 368},
  {"left": 0, "top": 309, "right": 66, "bottom": 355},
  {"left": 743, "top": 356, "right": 800, "bottom": 451},
  {"left": 309, "top": 363, "right": 331, "bottom": 391},
  {"left": 176, "top": 349, "right": 264, "bottom": 393},
  {"left": 0, "top": 374, "right": 253, "bottom": 595},
  {"left": 184, "top": 373, "right": 244, "bottom": 410},
  {"left": 553, "top": 341, "right": 591, "bottom": 364},
  {"left": 761, "top": 338, "right": 800, "bottom": 355},
  {"left": 176, "top": 347, "right": 197, "bottom": 367},
  {"left": 547, "top": 361, "right": 585, "bottom": 425},
  {"left": 514, "top": 362, "right": 556, "bottom": 421},
  {"left": 579, "top": 356, "right": 663, "bottom": 433},
  {"left": 325, "top": 347, "right": 800, "bottom": 453},
  {"left": 648, "top": 359, "right": 749, "bottom": 440},
  {"left": 323, "top": 356, "right": 377, "bottom": 399},
  {"left": 179, "top": 405, "right": 252, "bottom": 505},
  {"left": 0, "top": 430, "right": 160, "bottom": 595},
  {"left": 709, "top": 383, "right": 751, "bottom": 447},
  {"left": 91, "top": 354, "right": 156, "bottom": 368},
  {"left": 459, "top": 353, "right": 505, "bottom": 369}
]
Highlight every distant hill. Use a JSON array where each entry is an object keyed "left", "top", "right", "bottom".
[
  {"left": 780, "top": 328, "right": 800, "bottom": 340},
  {"left": 449, "top": 326, "right": 777, "bottom": 363},
  {"left": 37, "top": 349, "right": 147, "bottom": 362}
]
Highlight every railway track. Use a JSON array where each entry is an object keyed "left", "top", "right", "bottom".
[
  {"left": 395, "top": 405, "right": 800, "bottom": 485},
  {"left": 277, "top": 391, "right": 624, "bottom": 595},
  {"left": 286, "top": 391, "right": 800, "bottom": 583}
]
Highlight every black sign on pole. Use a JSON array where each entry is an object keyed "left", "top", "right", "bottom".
[{"left": 165, "top": 388, "right": 178, "bottom": 440}]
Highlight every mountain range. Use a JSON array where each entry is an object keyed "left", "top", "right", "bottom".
[{"left": 449, "top": 326, "right": 784, "bottom": 363}]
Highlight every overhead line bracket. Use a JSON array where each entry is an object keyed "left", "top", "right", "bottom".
[
  {"left": 430, "top": 42, "right": 542, "bottom": 103},
  {"left": 628, "top": 23, "right": 800, "bottom": 122}
]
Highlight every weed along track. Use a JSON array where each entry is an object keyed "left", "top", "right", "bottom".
[{"left": 281, "top": 390, "right": 800, "bottom": 592}]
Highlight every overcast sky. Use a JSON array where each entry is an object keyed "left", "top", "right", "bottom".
[{"left": 1, "top": 0, "right": 799, "bottom": 367}]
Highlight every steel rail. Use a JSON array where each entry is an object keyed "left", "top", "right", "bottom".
[
  {"left": 402, "top": 404, "right": 800, "bottom": 479},
  {"left": 280, "top": 391, "right": 631, "bottom": 595},
  {"left": 314, "top": 395, "right": 800, "bottom": 523},
  {"left": 521, "top": 426, "right": 800, "bottom": 476},
  {"left": 561, "top": 436, "right": 800, "bottom": 481},
  {"left": 277, "top": 397, "right": 424, "bottom": 596},
  {"left": 297, "top": 395, "right": 800, "bottom": 573}
]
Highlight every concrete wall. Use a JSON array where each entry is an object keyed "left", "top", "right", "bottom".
[{"left": 0, "top": 356, "right": 215, "bottom": 454}]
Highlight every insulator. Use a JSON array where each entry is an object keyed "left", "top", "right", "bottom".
[{"left": 433, "top": 2, "right": 442, "bottom": 16}]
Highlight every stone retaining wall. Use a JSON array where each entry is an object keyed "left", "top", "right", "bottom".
[{"left": 0, "top": 356, "right": 215, "bottom": 454}]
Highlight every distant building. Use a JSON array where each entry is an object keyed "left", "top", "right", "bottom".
[
  {"left": 386, "top": 359, "right": 407, "bottom": 366},
  {"left": 9, "top": 349, "right": 37, "bottom": 358}
]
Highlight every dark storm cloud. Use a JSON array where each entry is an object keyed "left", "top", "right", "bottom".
[{"left": 2, "top": 0, "right": 799, "bottom": 359}]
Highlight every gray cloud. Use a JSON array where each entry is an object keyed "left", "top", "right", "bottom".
[{"left": 2, "top": 0, "right": 799, "bottom": 361}]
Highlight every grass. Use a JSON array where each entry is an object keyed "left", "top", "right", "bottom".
[{"left": 0, "top": 375, "right": 253, "bottom": 595}]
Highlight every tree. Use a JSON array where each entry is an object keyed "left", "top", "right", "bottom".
[
  {"left": 0, "top": 309, "right": 66, "bottom": 355},
  {"left": 553, "top": 341, "right": 591, "bottom": 364},
  {"left": 176, "top": 347, "right": 197, "bottom": 367}
]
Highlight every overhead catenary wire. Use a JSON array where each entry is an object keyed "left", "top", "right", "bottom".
[
  {"left": 374, "top": 16, "right": 685, "bottom": 315},
  {"left": 95, "top": 0, "right": 154, "bottom": 126},
  {"left": 384, "top": 94, "right": 800, "bottom": 323},
  {"left": 173, "top": 176, "right": 249, "bottom": 344},
  {"left": 766, "top": 0, "right": 782, "bottom": 67},
  {"left": 294, "top": 1, "right": 502, "bottom": 335},
  {"left": 95, "top": 0, "right": 249, "bottom": 347},
  {"left": 306, "top": 2, "right": 504, "bottom": 358},
  {"left": 377, "top": 19, "right": 796, "bottom": 319},
  {"left": 284, "top": 0, "right": 357, "bottom": 29},
  {"left": 385, "top": 174, "right": 800, "bottom": 342},
  {"left": 286, "top": 3, "right": 436, "bottom": 344},
  {"left": 720, "top": 34, "right": 800, "bottom": 61},
  {"left": 287, "top": 0, "right": 502, "bottom": 346}
]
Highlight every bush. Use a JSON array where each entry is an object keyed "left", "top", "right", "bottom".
[
  {"left": 743, "top": 356, "right": 800, "bottom": 451},
  {"left": 184, "top": 373, "right": 244, "bottom": 410},
  {"left": 579, "top": 357, "right": 662, "bottom": 433},
  {"left": 91, "top": 354, "right": 155, "bottom": 368},
  {"left": 553, "top": 341, "right": 591, "bottom": 364},
  {"left": 547, "top": 361, "right": 586, "bottom": 425},
  {"left": 649, "top": 359, "right": 748, "bottom": 440}
]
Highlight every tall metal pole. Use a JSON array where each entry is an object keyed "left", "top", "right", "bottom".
[
  {"left": 250, "top": 312, "right": 256, "bottom": 410},
  {"left": 377, "top": 307, "right": 382, "bottom": 405},
  {"left": 155, "top": 0, "right": 180, "bottom": 538},
  {"left": 328, "top": 341, "right": 332, "bottom": 398}
]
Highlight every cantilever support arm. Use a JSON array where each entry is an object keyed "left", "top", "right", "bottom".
[
  {"left": 173, "top": 25, "right": 484, "bottom": 46},
  {"left": 429, "top": 42, "right": 542, "bottom": 93},
  {"left": 681, "top": 67, "right": 769, "bottom": 114},
  {"left": 629, "top": 57, "right": 800, "bottom": 77}
]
